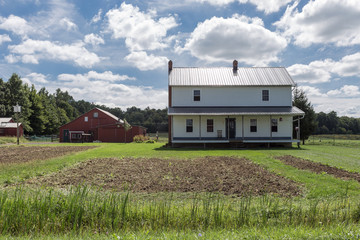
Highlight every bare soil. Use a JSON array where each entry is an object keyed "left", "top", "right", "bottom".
[
  {"left": 0, "top": 146, "right": 96, "bottom": 165},
  {"left": 276, "top": 155, "right": 360, "bottom": 182},
  {"left": 28, "top": 156, "right": 301, "bottom": 196}
]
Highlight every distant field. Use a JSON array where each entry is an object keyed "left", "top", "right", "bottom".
[{"left": 1, "top": 141, "right": 360, "bottom": 239}]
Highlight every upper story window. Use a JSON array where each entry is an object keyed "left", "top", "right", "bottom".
[
  {"left": 271, "top": 119, "right": 278, "bottom": 132},
  {"left": 93, "top": 112, "right": 98, "bottom": 118},
  {"left": 250, "top": 119, "right": 257, "bottom": 132},
  {"left": 262, "top": 90, "right": 269, "bottom": 101},
  {"left": 193, "top": 90, "right": 200, "bottom": 101},
  {"left": 207, "top": 119, "right": 214, "bottom": 132},
  {"left": 186, "top": 119, "right": 193, "bottom": 132},
  {"left": 84, "top": 116, "right": 88, "bottom": 122}
]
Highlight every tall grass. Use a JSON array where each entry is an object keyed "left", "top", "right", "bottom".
[{"left": 1, "top": 185, "right": 360, "bottom": 236}]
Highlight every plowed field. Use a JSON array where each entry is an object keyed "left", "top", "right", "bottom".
[
  {"left": 29, "top": 156, "right": 301, "bottom": 196},
  {"left": 276, "top": 155, "right": 360, "bottom": 182},
  {"left": 0, "top": 146, "right": 96, "bottom": 165}
]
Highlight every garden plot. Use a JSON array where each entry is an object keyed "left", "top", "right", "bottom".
[
  {"left": 276, "top": 155, "right": 360, "bottom": 182},
  {"left": 0, "top": 146, "right": 96, "bottom": 165},
  {"left": 29, "top": 156, "right": 301, "bottom": 196}
]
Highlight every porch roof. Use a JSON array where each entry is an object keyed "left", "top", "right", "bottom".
[{"left": 168, "top": 106, "right": 304, "bottom": 116}]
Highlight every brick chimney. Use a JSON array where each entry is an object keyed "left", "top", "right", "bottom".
[
  {"left": 168, "top": 60, "right": 173, "bottom": 74},
  {"left": 233, "top": 60, "right": 238, "bottom": 72}
]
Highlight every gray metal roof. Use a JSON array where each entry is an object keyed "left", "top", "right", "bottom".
[
  {"left": 0, "top": 122, "right": 21, "bottom": 128},
  {"left": 0, "top": 118, "right": 12, "bottom": 123},
  {"left": 169, "top": 67, "right": 295, "bottom": 86},
  {"left": 168, "top": 106, "right": 304, "bottom": 116}
]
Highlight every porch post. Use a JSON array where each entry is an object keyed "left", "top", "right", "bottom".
[
  {"left": 199, "top": 115, "right": 201, "bottom": 140},
  {"left": 297, "top": 118, "right": 300, "bottom": 148},
  {"left": 227, "top": 115, "right": 230, "bottom": 140},
  {"left": 242, "top": 115, "right": 244, "bottom": 140},
  {"left": 270, "top": 115, "right": 272, "bottom": 140}
]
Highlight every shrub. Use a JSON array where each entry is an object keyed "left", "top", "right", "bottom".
[{"left": 133, "top": 135, "right": 149, "bottom": 143}]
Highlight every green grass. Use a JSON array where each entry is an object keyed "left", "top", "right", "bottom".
[
  {"left": 0, "top": 136, "right": 27, "bottom": 145},
  {"left": 1, "top": 142, "right": 360, "bottom": 238}
]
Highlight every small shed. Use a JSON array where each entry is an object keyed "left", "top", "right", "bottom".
[
  {"left": 0, "top": 118, "right": 24, "bottom": 137},
  {"left": 59, "top": 108, "right": 146, "bottom": 143}
]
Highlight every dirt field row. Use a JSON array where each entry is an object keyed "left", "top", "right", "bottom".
[
  {"left": 276, "top": 155, "right": 360, "bottom": 182},
  {"left": 28, "top": 156, "right": 301, "bottom": 196},
  {"left": 0, "top": 146, "right": 96, "bottom": 164}
]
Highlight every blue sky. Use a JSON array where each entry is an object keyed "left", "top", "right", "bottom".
[{"left": 0, "top": 0, "right": 360, "bottom": 117}]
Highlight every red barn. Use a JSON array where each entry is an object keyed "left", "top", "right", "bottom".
[
  {"left": 59, "top": 108, "right": 146, "bottom": 143},
  {"left": 0, "top": 118, "right": 24, "bottom": 137}
]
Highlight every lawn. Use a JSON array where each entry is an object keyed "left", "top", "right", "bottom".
[{"left": 1, "top": 141, "right": 360, "bottom": 239}]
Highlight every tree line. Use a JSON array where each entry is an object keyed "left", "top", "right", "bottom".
[
  {"left": 1, "top": 73, "right": 359, "bottom": 137},
  {"left": 0, "top": 73, "right": 168, "bottom": 135}
]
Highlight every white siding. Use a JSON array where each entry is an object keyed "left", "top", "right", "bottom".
[
  {"left": 173, "top": 116, "right": 199, "bottom": 138},
  {"left": 200, "top": 116, "right": 226, "bottom": 138},
  {"left": 171, "top": 86, "right": 292, "bottom": 107}
]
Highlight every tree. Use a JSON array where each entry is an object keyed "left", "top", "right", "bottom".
[{"left": 293, "top": 87, "right": 317, "bottom": 145}]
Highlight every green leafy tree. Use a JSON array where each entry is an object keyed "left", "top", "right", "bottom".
[
  {"left": 293, "top": 87, "right": 316, "bottom": 145},
  {"left": 28, "top": 85, "right": 48, "bottom": 134}
]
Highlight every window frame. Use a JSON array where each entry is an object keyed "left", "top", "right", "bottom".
[
  {"left": 84, "top": 116, "right": 88, "bottom": 122},
  {"left": 271, "top": 118, "right": 278, "bottom": 132},
  {"left": 186, "top": 119, "right": 193, "bottom": 132},
  {"left": 262, "top": 90, "right": 269, "bottom": 101},
  {"left": 250, "top": 119, "right": 257, "bottom": 132},
  {"left": 193, "top": 90, "right": 200, "bottom": 101},
  {"left": 207, "top": 119, "right": 214, "bottom": 132},
  {"left": 93, "top": 112, "right": 98, "bottom": 118}
]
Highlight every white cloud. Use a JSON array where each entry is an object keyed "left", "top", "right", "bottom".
[
  {"left": 288, "top": 52, "right": 360, "bottom": 84},
  {"left": 105, "top": 2, "right": 178, "bottom": 51},
  {"left": 298, "top": 85, "right": 360, "bottom": 117},
  {"left": 22, "top": 72, "right": 48, "bottom": 85},
  {"left": 59, "top": 18, "right": 77, "bottom": 31},
  {"left": 0, "top": 34, "right": 11, "bottom": 45},
  {"left": 58, "top": 71, "right": 135, "bottom": 83},
  {"left": 84, "top": 33, "right": 104, "bottom": 46},
  {"left": 0, "top": 14, "right": 35, "bottom": 37},
  {"left": 327, "top": 85, "right": 360, "bottom": 97},
  {"left": 275, "top": 0, "right": 360, "bottom": 47},
  {"left": 91, "top": 9, "right": 102, "bottom": 23},
  {"left": 57, "top": 71, "right": 167, "bottom": 109},
  {"left": 7, "top": 39, "right": 101, "bottom": 68},
  {"left": 125, "top": 51, "right": 168, "bottom": 71},
  {"left": 184, "top": 15, "right": 287, "bottom": 65}
]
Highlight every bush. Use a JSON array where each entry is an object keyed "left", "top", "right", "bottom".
[{"left": 133, "top": 135, "right": 149, "bottom": 143}]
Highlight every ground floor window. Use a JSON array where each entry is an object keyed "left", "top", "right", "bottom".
[
  {"left": 186, "top": 119, "right": 193, "bottom": 132},
  {"left": 207, "top": 119, "right": 214, "bottom": 132},
  {"left": 250, "top": 119, "right": 257, "bottom": 132},
  {"left": 271, "top": 119, "right": 278, "bottom": 132},
  {"left": 71, "top": 133, "right": 82, "bottom": 139}
]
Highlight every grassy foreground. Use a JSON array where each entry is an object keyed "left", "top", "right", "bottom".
[{"left": 1, "top": 141, "right": 360, "bottom": 239}]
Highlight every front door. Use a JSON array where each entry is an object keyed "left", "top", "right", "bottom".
[
  {"left": 226, "top": 118, "right": 236, "bottom": 139},
  {"left": 63, "top": 129, "right": 70, "bottom": 142}
]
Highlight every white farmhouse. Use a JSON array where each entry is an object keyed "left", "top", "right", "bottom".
[{"left": 167, "top": 60, "right": 305, "bottom": 147}]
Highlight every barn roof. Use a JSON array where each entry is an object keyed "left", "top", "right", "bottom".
[
  {"left": 96, "top": 108, "right": 124, "bottom": 124},
  {"left": 0, "top": 117, "right": 12, "bottom": 123},
  {"left": 0, "top": 122, "right": 21, "bottom": 128},
  {"left": 168, "top": 67, "right": 295, "bottom": 86},
  {"left": 168, "top": 106, "right": 304, "bottom": 116}
]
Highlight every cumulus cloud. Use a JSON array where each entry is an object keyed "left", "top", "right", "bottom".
[
  {"left": 298, "top": 85, "right": 360, "bottom": 117},
  {"left": 125, "top": 51, "right": 168, "bottom": 71},
  {"left": 84, "top": 33, "right": 104, "bottom": 46},
  {"left": 22, "top": 73, "right": 48, "bottom": 86},
  {"left": 59, "top": 18, "right": 77, "bottom": 31},
  {"left": 184, "top": 15, "right": 287, "bottom": 65},
  {"left": 7, "top": 39, "right": 101, "bottom": 68},
  {"left": 91, "top": 9, "right": 102, "bottom": 23},
  {"left": 58, "top": 71, "right": 135, "bottom": 83},
  {"left": 105, "top": 2, "right": 178, "bottom": 51},
  {"left": 0, "top": 14, "right": 35, "bottom": 37},
  {"left": 288, "top": 52, "right": 360, "bottom": 84},
  {"left": 275, "top": 0, "right": 360, "bottom": 47},
  {"left": 0, "top": 34, "right": 11, "bottom": 45},
  {"left": 57, "top": 71, "right": 167, "bottom": 109}
]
